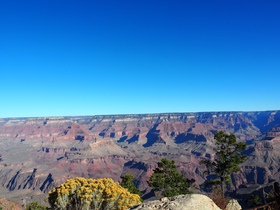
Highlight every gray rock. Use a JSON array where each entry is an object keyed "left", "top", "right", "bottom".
[
  {"left": 225, "top": 199, "right": 242, "bottom": 210},
  {"left": 129, "top": 194, "right": 221, "bottom": 210}
]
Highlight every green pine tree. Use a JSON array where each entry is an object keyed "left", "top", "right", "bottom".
[
  {"left": 120, "top": 174, "right": 142, "bottom": 197},
  {"left": 147, "top": 158, "right": 195, "bottom": 197},
  {"left": 200, "top": 131, "right": 246, "bottom": 197}
]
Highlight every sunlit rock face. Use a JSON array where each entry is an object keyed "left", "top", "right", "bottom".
[
  {"left": 129, "top": 194, "right": 221, "bottom": 210},
  {"left": 0, "top": 111, "right": 280, "bottom": 201}
]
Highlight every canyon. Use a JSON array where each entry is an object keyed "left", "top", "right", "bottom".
[{"left": 0, "top": 111, "right": 280, "bottom": 203}]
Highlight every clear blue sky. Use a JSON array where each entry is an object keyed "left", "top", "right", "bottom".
[{"left": 0, "top": 0, "right": 279, "bottom": 118}]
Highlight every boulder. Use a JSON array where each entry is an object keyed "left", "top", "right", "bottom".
[
  {"left": 129, "top": 194, "right": 221, "bottom": 210},
  {"left": 225, "top": 199, "right": 242, "bottom": 210}
]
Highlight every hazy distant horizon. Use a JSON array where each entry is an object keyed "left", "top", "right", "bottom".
[{"left": 1, "top": 109, "right": 279, "bottom": 119}]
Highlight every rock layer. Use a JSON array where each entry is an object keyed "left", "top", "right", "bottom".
[{"left": 0, "top": 111, "right": 280, "bottom": 201}]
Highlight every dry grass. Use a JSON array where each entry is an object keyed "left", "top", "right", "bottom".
[
  {"left": 0, "top": 198, "right": 21, "bottom": 210},
  {"left": 210, "top": 188, "right": 229, "bottom": 210}
]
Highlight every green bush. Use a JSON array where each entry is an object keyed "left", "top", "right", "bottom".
[
  {"left": 25, "top": 201, "right": 47, "bottom": 210},
  {"left": 48, "top": 177, "right": 142, "bottom": 210}
]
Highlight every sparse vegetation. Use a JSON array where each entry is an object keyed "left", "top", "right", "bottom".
[
  {"left": 48, "top": 177, "right": 142, "bottom": 210},
  {"left": 245, "top": 194, "right": 263, "bottom": 208},
  {"left": 25, "top": 201, "right": 47, "bottom": 210},
  {"left": 209, "top": 186, "right": 229, "bottom": 209},
  {"left": 147, "top": 158, "right": 195, "bottom": 197},
  {"left": 200, "top": 131, "right": 246, "bottom": 197}
]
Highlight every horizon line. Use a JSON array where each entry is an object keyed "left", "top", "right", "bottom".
[{"left": 1, "top": 109, "right": 279, "bottom": 119}]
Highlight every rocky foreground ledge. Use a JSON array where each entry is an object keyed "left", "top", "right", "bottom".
[{"left": 129, "top": 194, "right": 242, "bottom": 210}]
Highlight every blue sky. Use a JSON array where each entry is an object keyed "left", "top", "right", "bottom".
[{"left": 0, "top": 0, "right": 279, "bottom": 118}]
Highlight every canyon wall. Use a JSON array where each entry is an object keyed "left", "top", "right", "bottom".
[{"left": 0, "top": 111, "right": 280, "bottom": 201}]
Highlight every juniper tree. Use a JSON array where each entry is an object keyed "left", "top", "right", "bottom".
[
  {"left": 147, "top": 158, "right": 195, "bottom": 197},
  {"left": 200, "top": 131, "right": 246, "bottom": 197},
  {"left": 120, "top": 174, "right": 141, "bottom": 197}
]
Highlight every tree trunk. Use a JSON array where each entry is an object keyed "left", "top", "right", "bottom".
[{"left": 220, "top": 176, "right": 225, "bottom": 198}]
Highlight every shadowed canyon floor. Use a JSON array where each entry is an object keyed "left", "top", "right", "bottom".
[{"left": 0, "top": 111, "right": 280, "bottom": 204}]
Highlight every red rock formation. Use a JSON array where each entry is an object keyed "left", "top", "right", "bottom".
[{"left": 0, "top": 111, "right": 279, "bottom": 202}]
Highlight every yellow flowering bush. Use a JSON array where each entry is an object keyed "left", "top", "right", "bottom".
[{"left": 48, "top": 177, "right": 142, "bottom": 210}]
